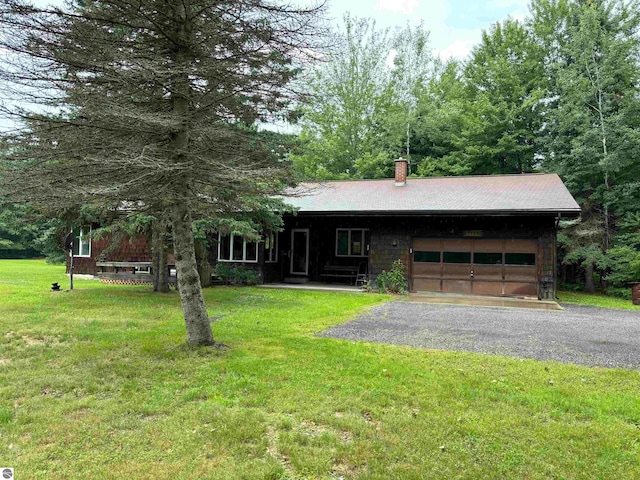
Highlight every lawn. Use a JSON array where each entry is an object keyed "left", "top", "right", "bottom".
[
  {"left": 1, "top": 260, "right": 639, "bottom": 479},
  {"left": 558, "top": 289, "right": 640, "bottom": 310}
]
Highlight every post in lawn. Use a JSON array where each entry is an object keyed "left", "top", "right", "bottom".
[{"left": 63, "top": 232, "right": 74, "bottom": 291}]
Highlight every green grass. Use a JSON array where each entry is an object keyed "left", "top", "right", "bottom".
[
  {"left": 558, "top": 289, "right": 640, "bottom": 310},
  {"left": 1, "top": 260, "right": 639, "bottom": 479}
]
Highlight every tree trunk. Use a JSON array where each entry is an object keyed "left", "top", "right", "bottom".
[
  {"left": 171, "top": 203, "right": 215, "bottom": 346},
  {"left": 152, "top": 218, "right": 169, "bottom": 293},
  {"left": 584, "top": 261, "right": 596, "bottom": 293}
]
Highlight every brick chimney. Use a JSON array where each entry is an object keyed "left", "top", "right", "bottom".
[{"left": 394, "top": 158, "right": 408, "bottom": 186}]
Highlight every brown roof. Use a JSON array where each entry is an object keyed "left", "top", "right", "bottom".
[{"left": 285, "top": 173, "right": 581, "bottom": 216}]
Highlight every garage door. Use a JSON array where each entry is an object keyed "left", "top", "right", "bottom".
[{"left": 411, "top": 238, "right": 538, "bottom": 297}]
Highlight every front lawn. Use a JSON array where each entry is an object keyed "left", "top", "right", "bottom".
[
  {"left": 1, "top": 260, "right": 639, "bottom": 479},
  {"left": 558, "top": 289, "right": 640, "bottom": 310}
]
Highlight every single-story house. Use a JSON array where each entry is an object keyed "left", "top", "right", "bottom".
[{"left": 68, "top": 159, "right": 581, "bottom": 299}]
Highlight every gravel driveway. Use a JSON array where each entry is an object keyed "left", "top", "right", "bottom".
[{"left": 320, "top": 302, "right": 640, "bottom": 370}]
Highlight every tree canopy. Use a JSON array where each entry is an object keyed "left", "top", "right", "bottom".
[{"left": 0, "top": 0, "right": 327, "bottom": 345}]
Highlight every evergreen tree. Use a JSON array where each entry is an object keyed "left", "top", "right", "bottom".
[
  {"left": 0, "top": 0, "right": 326, "bottom": 345},
  {"left": 534, "top": 0, "right": 640, "bottom": 290}
]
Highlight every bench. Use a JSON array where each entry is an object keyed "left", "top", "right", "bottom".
[
  {"left": 320, "top": 265, "right": 359, "bottom": 284},
  {"left": 95, "top": 261, "right": 176, "bottom": 284}
]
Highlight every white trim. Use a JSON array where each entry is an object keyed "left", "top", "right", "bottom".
[
  {"left": 72, "top": 227, "right": 92, "bottom": 258},
  {"left": 335, "top": 228, "right": 368, "bottom": 258},
  {"left": 290, "top": 228, "right": 309, "bottom": 275},
  {"left": 217, "top": 233, "right": 259, "bottom": 263}
]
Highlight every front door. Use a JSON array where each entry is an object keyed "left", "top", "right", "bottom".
[{"left": 290, "top": 229, "right": 309, "bottom": 276}]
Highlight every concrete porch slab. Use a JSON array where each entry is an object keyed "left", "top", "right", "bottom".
[
  {"left": 408, "top": 292, "right": 563, "bottom": 311},
  {"left": 258, "top": 282, "right": 364, "bottom": 294}
]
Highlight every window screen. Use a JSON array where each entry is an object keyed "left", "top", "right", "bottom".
[
  {"left": 336, "top": 230, "right": 349, "bottom": 256},
  {"left": 245, "top": 241, "right": 257, "bottom": 262},
  {"left": 232, "top": 235, "right": 244, "bottom": 261}
]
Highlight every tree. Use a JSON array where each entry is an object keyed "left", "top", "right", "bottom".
[
  {"left": 463, "top": 18, "right": 546, "bottom": 175},
  {"left": 292, "top": 15, "right": 393, "bottom": 179},
  {"left": 0, "top": 0, "right": 326, "bottom": 346},
  {"left": 292, "top": 18, "right": 434, "bottom": 179},
  {"left": 533, "top": 0, "right": 640, "bottom": 290},
  {"left": 413, "top": 60, "right": 474, "bottom": 176},
  {"left": 383, "top": 22, "right": 434, "bottom": 161},
  {"left": 0, "top": 205, "right": 43, "bottom": 258}
]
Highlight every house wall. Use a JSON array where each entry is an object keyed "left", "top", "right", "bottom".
[
  {"left": 274, "top": 214, "right": 558, "bottom": 298},
  {"left": 207, "top": 234, "right": 269, "bottom": 284},
  {"left": 67, "top": 234, "right": 175, "bottom": 275}
]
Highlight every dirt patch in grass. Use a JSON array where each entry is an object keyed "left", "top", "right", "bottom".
[{"left": 5, "top": 331, "right": 68, "bottom": 348}]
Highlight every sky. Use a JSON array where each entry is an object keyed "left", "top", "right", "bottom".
[
  {"left": 32, "top": 0, "right": 531, "bottom": 60},
  {"left": 327, "top": 0, "right": 530, "bottom": 60}
]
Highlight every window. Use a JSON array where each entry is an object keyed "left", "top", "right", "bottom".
[
  {"left": 265, "top": 231, "right": 278, "bottom": 263},
  {"left": 505, "top": 253, "right": 536, "bottom": 266},
  {"left": 474, "top": 252, "right": 503, "bottom": 265},
  {"left": 443, "top": 251, "right": 471, "bottom": 263},
  {"left": 336, "top": 229, "right": 368, "bottom": 257},
  {"left": 72, "top": 227, "right": 91, "bottom": 257},
  {"left": 218, "top": 233, "right": 258, "bottom": 263},
  {"left": 414, "top": 251, "right": 440, "bottom": 263},
  {"left": 134, "top": 266, "right": 151, "bottom": 274}
]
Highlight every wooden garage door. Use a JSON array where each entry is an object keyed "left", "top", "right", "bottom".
[{"left": 412, "top": 238, "right": 538, "bottom": 297}]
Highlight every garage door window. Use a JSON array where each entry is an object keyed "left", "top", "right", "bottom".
[
  {"left": 474, "top": 252, "right": 502, "bottom": 265},
  {"left": 443, "top": 252, "right": 471, "bottom": 263},
  {"left": 505, "top": 253, "right": 535, "bottom": 265},
  {"left": 414, "top": 251, "right": 440, "bottom": 263}
]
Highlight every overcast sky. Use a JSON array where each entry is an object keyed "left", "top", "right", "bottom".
[
  {"left": 33, "top": 0, "right": 530, "bottom": 60},
  {"left": 328, "top": 0, "right": 529, "bottom": 59}
]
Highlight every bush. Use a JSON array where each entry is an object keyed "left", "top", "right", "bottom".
[
  {"left": 605, "top": 286, "right": 633, "bottom": 300},
  {"left": 234, "top": 266, "right": 260, "bottom": 286},
  {"left": 375, "top": 259, "right": 407, "bottom": 294},
  {"left": 214, "top": 263, "right": 235, "bottom": 285},
  {"left": 213, "top": 263, "right": 260, "bottom": 286}
]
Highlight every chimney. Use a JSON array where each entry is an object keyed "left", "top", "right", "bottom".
[{"left": 394, "top": 158, "right": 408, "bottom": 186}]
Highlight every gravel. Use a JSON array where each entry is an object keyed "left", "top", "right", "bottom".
[{"left": 320, "top": 302, "right": 640, "bottom": 370}]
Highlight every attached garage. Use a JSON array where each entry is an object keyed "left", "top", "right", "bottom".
[
  {"left": 267, "top": 161, "right": 582, "bottom": 301},
  {"left": 412, "top": 238, "right": 539, "bottom": 297}
]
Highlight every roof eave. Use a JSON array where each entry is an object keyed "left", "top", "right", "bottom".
[{"left": 288, "top": 209, "right": 582, "bottom": 218}]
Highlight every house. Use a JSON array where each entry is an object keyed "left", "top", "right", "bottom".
[
  {"left": 69, "top": 159, "right": 581, "bottom": 299},
  {"left": 68, "top": 229, "right": 177, "bottom": 284}
]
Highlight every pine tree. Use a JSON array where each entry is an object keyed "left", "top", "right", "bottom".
[{"left": 0, "top": 0, "right": 326, "bottom": 345}]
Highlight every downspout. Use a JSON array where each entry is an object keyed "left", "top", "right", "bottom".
[{"left": 554, "top": 213, "right": 561, "bottom": 299}]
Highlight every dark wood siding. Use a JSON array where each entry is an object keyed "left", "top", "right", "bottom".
[{"left": 278, "top": 214, "right": 558, "bottom": 298}]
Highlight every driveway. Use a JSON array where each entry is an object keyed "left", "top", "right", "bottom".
[{"left": 320, "top": 302, "right": 640, "bottom": 370}]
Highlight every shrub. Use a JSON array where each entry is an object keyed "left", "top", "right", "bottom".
[
  {"left": 234, "top": 266, "right": 260, "bottom": 286},
  {"left": 605, "top": 286, "right": 632, "bottom": 300},
  {"left": 375, "top": 259, "right": 407, "bottom": 294},
  {"left": 213, "top": 263, "right": 260, "bottom": 286},
  {"left": 214, "top": 263, "right": 235, "bottom": 285}
]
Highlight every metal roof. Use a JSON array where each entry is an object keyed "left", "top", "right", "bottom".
[{"left": 284, "top": 173, "right": 581, "bottom": 216}]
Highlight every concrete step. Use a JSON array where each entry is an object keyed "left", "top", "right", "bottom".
[{"left": 408, "top": 292, "right": 563, "bottom": 311}]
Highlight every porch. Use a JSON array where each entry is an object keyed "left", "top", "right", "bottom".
[{"left": 258, "top": 282, "right": 364, "bottom": 294}]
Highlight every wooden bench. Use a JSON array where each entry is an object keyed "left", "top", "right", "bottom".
[
  {"left": 320, "top": 265, "right": 359, "bottom": 284},
  {"left": 95, "top": 261, "right": 176, "bottom": 284}
]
